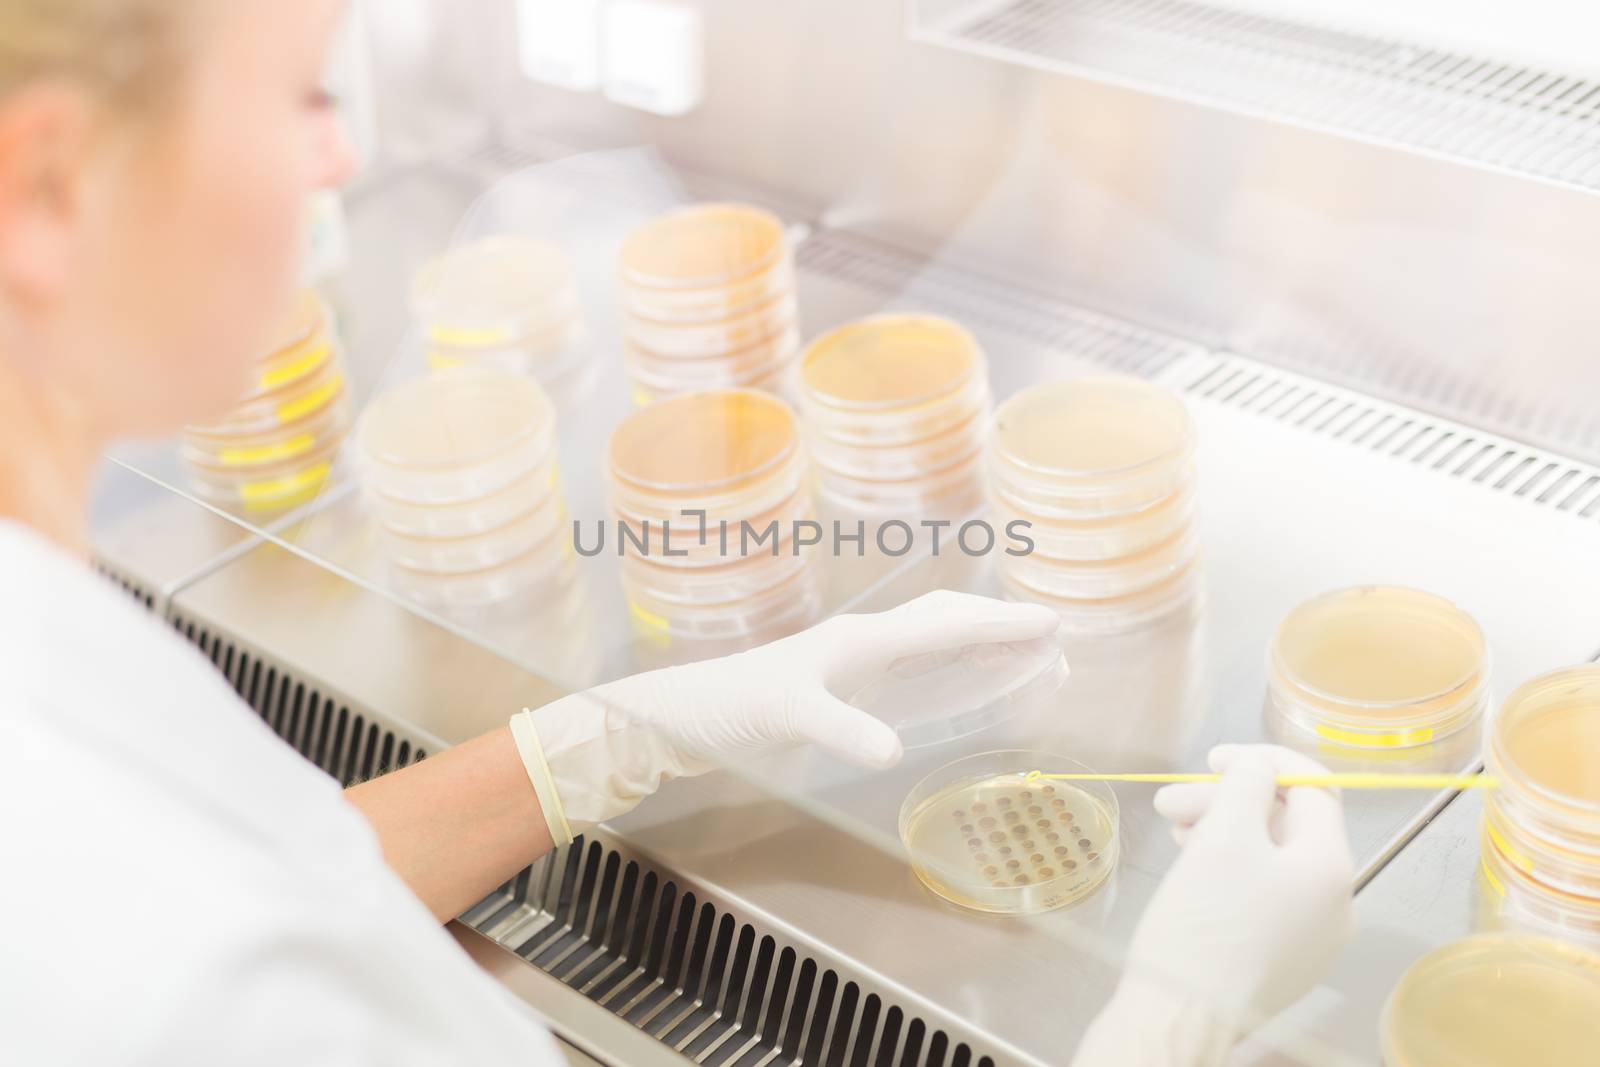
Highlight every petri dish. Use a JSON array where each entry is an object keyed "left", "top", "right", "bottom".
[
  {"left": 624, "top": 555, "right": 822, "bottom": 641},
  {"left": 850, "top": 636, "right": 1067, "bottom": 749},
  {"left": 626, "top": 292, "right": 797, "bottom": 358},
  {"left": 999, "top": 558, "right": 1202, "bottom": 637},
  {"left": 1479, "top": 824, "right": 1600, "bottom": 947},
  {"left": 609, "top": 484, "right": 814, "bottom": 568},
  {"left": 389, "top": 530, "right": 572, "bottom": 609},
  {"left": 900, "top": 749, "right": 1118, "bottom": 914},
  {"left": 799, "top": 314, "right": 985, "bottom": 420},
  {"left": 182, "top": 390, "right": 350, "bottom": 472},
  {"left": 1002, "top": 522, "right": 1200, "bottom": 601},
  {"left": 358, "top": 371, "right": 557, "bottom": 505},
  {"left": 248, "top": 290, "right": 333, "bottom": 398},
  {"left": 364, "top": 452, "right": 560, "bottom": 540},
  {"left": 412, "top": 236, "right": 579, "bottom": 344},
  {"left": 807, "top": 407, "right": 989, "bottom": 482},
  {"left": 991, "top": 377, "right": 1196, "bottom": 516},
  {"left": 620, "top": 540, "right": 815, "bottom": 606},
  {"left": 608, "top": 389, "right": 803, "bottom": 515},
  {"left": 814, "top": 447, "right": 987, "bottom": 516},
  {"left": 188, "top": 354, "right": 345, "bottom": 437},
  {"left": 376, "top": 500, "right": 567, "bottom": 575},
  {"left": 1482, "top": 665, "right": 1600, "bottom": 900},
  {"left": 624, "top": 325, "right": 800, "bottom": 394},
  {"left": 184, "top": 437, "right": 340, "bottom": 513},
  {"left": 619, "top": 202, "right": 788, "bottom": 293},
  {"left": 992, "top": 480, "right": 1197, "bottom": 562},
  {"left": 1269, "top": 586, "right": 1489, "bottom": 750},
  {"left": 1381, "top": 934, "right": 1600, "bottom": 1067}
]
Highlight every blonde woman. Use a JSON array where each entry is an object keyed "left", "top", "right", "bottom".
[{"left": 0, "top": 3, "right": 1351, "bottom": 1064}]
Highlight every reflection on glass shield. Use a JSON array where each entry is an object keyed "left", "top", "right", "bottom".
[
  {"left": 849, "top": 635, "right": 1067, "bottom": 749},
  {"left": 901, "top": 750, "right": 1118, "bottom": 915}
]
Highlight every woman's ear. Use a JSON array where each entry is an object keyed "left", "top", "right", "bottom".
[{"left": 0, "top": 82, "right": 96, "bottom": 305}]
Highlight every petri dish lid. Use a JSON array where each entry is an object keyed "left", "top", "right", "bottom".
[
  {"left": 1490, "top": 665, "right": 1600, "bottom": 814},
  {"left": 359, "top": 370, "right": 555, "bottom": 473},
  {"left": 609, "top": 388, "right": 799, "bottom": 494},
  {"left": 619, "top": 202, "right": 787, "bottom": 291},
  {"left": 411, "top": 236, "right": 578, "bottom": 339},
  {"left": 849, "top": 635, "right": 1068, "bottom": 749},
  {"left": 1271, "top": 586, "right": 1487, "bottom": 716},
  {"left": 800, "top": 314, "right": 984, "bottom": 413},
  {"left": 992, "top": 377, "right": 1195, "bottom": 481},
  {"left": 1382, "top": 934, "right": 1600, "bottom": 1067}
]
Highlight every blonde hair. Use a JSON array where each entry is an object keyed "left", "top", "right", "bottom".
[{"left": 0, "top": 1, "right": 188, "bottom": 107}]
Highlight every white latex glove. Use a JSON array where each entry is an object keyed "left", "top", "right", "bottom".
[
  {"left": 510, "top": 590, "right": 1061, "bottom": 846},
  {"left": 1071, "top": 744, "right": 1354, "bottom": 1067}
]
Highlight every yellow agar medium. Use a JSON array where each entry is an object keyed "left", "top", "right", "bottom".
[
  {"left": 800, "top": 314, "right": 979, "bottom": 409},
  {"left": 993, "top": 377, "right": 1193, "bottom": 476},
  {"left": 609, "top": 389, "right": 796, "bottom": 492},
  {"left": 1022, "top": 770, "right": 1499, "bottom": 790},
  {"left": 620, "top": 203, "right": 785, "bottom": 289}
]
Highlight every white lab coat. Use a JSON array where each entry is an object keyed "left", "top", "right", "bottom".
[{"left": 0, "top": 521, "right": 565, "bottom": 1065}]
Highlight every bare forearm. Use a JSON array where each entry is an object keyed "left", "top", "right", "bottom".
[{"left": 345, "top": 725, "right": 553, "bottom": 922}]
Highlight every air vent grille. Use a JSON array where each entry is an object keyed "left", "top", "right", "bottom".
[
  {"left": 170, "top": 613, "right": 427, "bottom": 785},
  {"left": 1185, "top": 357, "right": 1600, "bottom": 517},
  {"left": 464, "top": 840, "right": 999, "bottom": 1067},
  {"left": 92, "top": 560, "right": 156, "bottom": 611},
  {"left": 917, "top": 0, "right": 1600, "bottom": 196},
  {"left": 797, "top": 231, "right": 1197, "bottom": 377}
]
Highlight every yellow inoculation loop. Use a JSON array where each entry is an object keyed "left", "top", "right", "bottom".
[
  {"left": 258, "top": 342, "right": 330, "bottom": 391},
  {"left": 240, "top": 460, "right": 332, "bottom": 506},
  {"left": 631, "top": 386, "right": 655, "bottom": 408},
  {"left": 218, "top": 433, "right": 316, "bottom": 467},
  {"left": 628, "top": 601, "right": 673, "bottom": 648},
  {"left": 277, "top": 376, "right": 342, "bottom": 424},
  {"left": 1315, "top": 721, "right": 1435, "bottom": 748}
]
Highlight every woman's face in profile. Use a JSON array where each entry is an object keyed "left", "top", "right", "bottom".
[{"left": 19, "top": 0, "right": 355, "bottom": 438}]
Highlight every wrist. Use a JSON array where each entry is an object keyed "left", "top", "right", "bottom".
[{"left": 1075, "top": 976, "right": 1237, "bottom": 1067}]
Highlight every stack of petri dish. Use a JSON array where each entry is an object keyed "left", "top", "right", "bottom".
[
  {"left": 356, "top": 370, "right": 570, "bottom": 609},
  {"left": 181, "top": 290, "right": 351, "bottom": 515},
  {"left": 1479, "top": 666, "right": 1600, "bottom": 947},
  {"left": 618, "top": 203, "right": 799, "bottom": 404},
  {"left": 899, "top": 749, "right": 1118, "bottom": 914},
  {"left": 607, "top": 389, "right": 820, "bottom": 647},
  {"left": 797, "top": 314, "right": 992, "bottom": 520},
  {"left": 1381, "top": 934, "right": 1600, "bottom": 1066},
  {"left": 1267, "top": 586, "right": 1490, "bottom": 753},
  {"left": 411, "top": 236, "right": 586, "bottom": 382},
  {"left": 990, "top": 377, "right": 1200, "bottom": 634}
]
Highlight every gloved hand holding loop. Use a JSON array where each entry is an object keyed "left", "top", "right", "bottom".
[{"left": 511, "top": 590, "right": 1062, "bottom": 846}]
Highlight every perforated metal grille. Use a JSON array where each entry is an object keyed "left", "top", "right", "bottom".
[
  {"left": 92, "top": 560, "right": 156, "bottom": 612},
  {"left": 465, "top": 839, "right": 999, "bottom": 1067},
  {"left": 1184, "top": 356, "right": 1600, "bottom": 517},
  {"left": 917, "top": 0, "right": 1600, "bottom": 194},
  {"left": 797, "top": 230, "right": 1198, "bottom": 377},
  {"left": 170, "top": 613, "right": 428, "bottom": 785}
]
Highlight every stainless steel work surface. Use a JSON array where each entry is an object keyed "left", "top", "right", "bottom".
[{"left": 595, "top": 353, "right": 1600, "bottom": 1065}]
